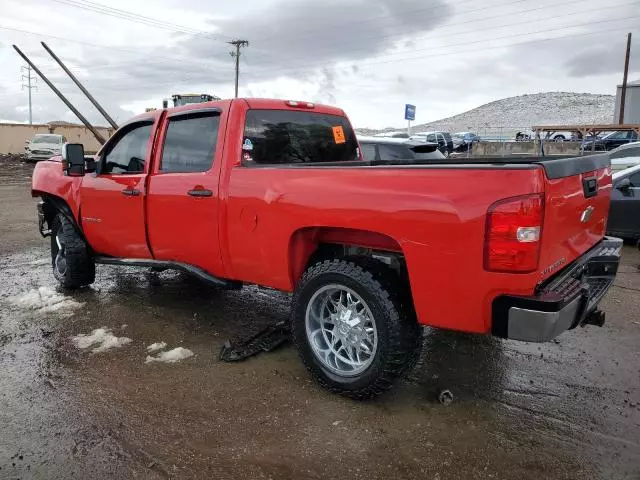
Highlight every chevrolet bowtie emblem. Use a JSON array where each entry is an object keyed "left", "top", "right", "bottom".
[{"left": 580, "top": 206, "right": 595, "bottom": 223}]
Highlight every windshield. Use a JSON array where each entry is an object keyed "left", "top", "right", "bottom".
[{"left": 32, "top": 135, "right": 62, "bottom": 144}]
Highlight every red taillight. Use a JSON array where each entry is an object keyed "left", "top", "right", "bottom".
[{"left": 484, "top": 194, "right": 544, "bottom": 273}]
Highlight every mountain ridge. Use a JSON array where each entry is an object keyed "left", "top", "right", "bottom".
[{"left": 357, "top": 92, "right": 616, "bottom": 136}]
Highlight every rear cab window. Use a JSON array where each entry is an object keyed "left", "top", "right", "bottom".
[{"left": 243, "top": 109, "right": 359, "bottom": 164}]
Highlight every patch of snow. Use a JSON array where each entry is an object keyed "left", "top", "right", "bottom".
[
  {"left": 10, "top": 286, "right": 83, "bottom": 313},
  {"left": 145, "top": 347, "right": 193, "bottom": 364},
  {"left": 72, "top": 327, "right": 132, "bottom": 353},
  {"left": 146, "top": 341, "right": 167, "bottom": 353},
  {"left": 358, "top": 92, "right": 616, "bottom": 137}
]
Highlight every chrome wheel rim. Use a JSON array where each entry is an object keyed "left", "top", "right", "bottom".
[
  {"left": 305, "top": 284, "right": 377, "bottom": 376},
  {"left": 54, "top": 235, "right": 67, "bottom": 276}
]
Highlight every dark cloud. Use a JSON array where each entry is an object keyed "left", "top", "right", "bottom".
[
  {"left": 177, "top": 0, "right": 451, "bottom": 78},
  {"left": 565, "top": 36, "right": 639, "bottom": 77}
]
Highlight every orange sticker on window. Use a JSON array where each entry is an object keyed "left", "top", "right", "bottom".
[{"left": 332, "top": 125, "right": 346, "bottom": 144}]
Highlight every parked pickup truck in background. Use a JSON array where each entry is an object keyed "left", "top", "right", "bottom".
[{"left": 31, "top": 98, "right": 622, "bottom": 399}]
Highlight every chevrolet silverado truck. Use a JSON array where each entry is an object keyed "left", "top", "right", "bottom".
[{"left": 31, "top": 98, "right": 622, "bottom": 399}]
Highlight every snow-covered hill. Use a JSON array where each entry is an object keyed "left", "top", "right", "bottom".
[{"left": 358, "top": 92, "right": 615, "bottom": 137}]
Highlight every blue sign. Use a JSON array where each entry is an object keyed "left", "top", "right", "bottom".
[{"left": 404, "top": 104, "right": 416, "bottom": 121}]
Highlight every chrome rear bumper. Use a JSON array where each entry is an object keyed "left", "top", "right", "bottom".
[{"left": 492, "top": 237, "right": 622, "bottom": 342}]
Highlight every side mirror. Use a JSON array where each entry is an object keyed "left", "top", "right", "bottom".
[
  {"left": 62, "top": 143, "right": 85, "bottom": 177},
  {"left": 617, "top": 177, "right": 631, "bottom": 190}
]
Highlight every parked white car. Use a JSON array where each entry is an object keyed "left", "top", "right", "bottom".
[
  {"left": 609, "top": 142, "right": 640, "bottom": 172},
  {"left": 25, "top": 134, "right": 66, "bottom": 162}
]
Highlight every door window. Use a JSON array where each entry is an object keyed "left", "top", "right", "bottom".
[
  {"left": 628, "top": 171, "right": 640, "bottom": 187},
  {"left": 243, "top": 110, "right": 358, "bottom": 164},
  {"left": 101, "top": 123, "right": 152, "bottom": 174},
  {"left": 160, "top": 113, "right": 220, "bottom": 173},
  {"left": 608, "top": 131, "right": 633, "bottom": 141},
  {"left": 359, "top": 143, "right": 377, "bottom": 161}
]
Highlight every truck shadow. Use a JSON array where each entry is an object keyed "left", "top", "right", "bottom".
[{"left": 407, "top": 328, "right": 509, "bottom": 403}]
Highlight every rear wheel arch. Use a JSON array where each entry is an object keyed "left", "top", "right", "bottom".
[{"left": 287, "top": 227, "right": 405, "bottom": 287}]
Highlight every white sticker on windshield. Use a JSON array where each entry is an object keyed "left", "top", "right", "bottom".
[{"left": 243, "top": 138, "right": 253, "bottom": 151}]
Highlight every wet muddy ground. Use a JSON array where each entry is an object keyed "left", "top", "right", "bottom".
[{"left": 1, "top": 160, "right": 639, "bottom": 479}]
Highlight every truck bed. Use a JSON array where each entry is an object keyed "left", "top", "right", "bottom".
[{"left": 245, "top": 153, "right": 610, "bottom": 180}]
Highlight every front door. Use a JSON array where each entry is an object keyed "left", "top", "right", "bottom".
[
  {"left": 146, "top": 109, "right": 225, "bottom": 277},
  {"left": 80, "top": 120, "right": 155, "bottom": 258},
  {"left": 609, "top": 170, "right": 640, "bottom": 238}
]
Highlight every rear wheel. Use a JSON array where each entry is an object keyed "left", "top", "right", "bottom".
[
  {"left": 291, "top": 259, "right": 422, "bottom": 399},
  {"left": 50, "top": 214, "right": 95, "bottom": 289}
]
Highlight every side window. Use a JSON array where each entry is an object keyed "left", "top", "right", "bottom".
[
  {"left": 628, "top": 172, "right": 640, "bottom": 187},
  {"left": 102, "top": 123, "right": 152, "bottom": 175},
  {"left": 161, "top": 114, "right": 220, "bottom": 173},
  {"left": 377, "top": 144, "right": 414, "bottom": 160},
  {"left": 611, "top": 146, "right": 640, "bottom": 160},
  {"left": 360, "top": 143, "right": 377, "bottom": 161},
  {"left": 426, "top": 134, "right": 436, "bottom": 142},
  {"left": 611, "top": 131, "right": 632, "bottom": 140},
  {"left": 244, "top": 109, "right": 359, "bottom": 164}
]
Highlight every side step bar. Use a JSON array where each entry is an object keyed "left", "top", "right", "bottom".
[{"left": 94, "top": 257, "right": 242, "bottom": 289}]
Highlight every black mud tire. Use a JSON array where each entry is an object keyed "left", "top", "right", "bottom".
[
  {"left": 50, "top": 214, "right": 95, "bottom": 289},
  {"left": 291, "top": 259, "right": 422, "bottom": 400}
]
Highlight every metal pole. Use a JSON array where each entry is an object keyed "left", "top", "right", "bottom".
[
  {"left": 12, "top": 45, "right": 107, "bottom": 145},
  {"left": 41, "top": 42, "right": 118, "bottom": 129},
  {"left": 27, "top": 66, "right": 32, "bottom": 125},
  {"left": 619, "top": 33, "right": 632, "bottom": 124},
  {"left": 407, "top": 120, "right": 411, "bottom": 137},
  {"left": 21, "top": 65, "right": 36, "bottom": 125}
]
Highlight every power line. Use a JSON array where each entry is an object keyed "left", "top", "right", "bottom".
[
  {"left": 48, "top": 0, "right": 232, "bottom": 42},
  {"left": 239, "top": 15, "right": 640, "bottom": 80},
  {"left": 83, "top": 24, "right": 636, "bottom": 91},
  {"left": 0, "top": 24, "right": 233, "bottom": 72},
  {"left": 241, "top": 0, "right": 635, "bottom": 69}
]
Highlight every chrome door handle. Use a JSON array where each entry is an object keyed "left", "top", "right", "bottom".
[{"left": 121, "top": 188, "right": 140, "bottom": 196}]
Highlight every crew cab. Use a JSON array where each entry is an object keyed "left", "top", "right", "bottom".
[{"left": 32, "top": 98, "right": 622, "bottom": 399}]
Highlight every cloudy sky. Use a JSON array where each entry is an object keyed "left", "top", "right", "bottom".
[{"left": 0, "top": 0, "right": 638, "bottom": 128}]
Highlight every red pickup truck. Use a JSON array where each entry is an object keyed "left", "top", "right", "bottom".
[{"left": 32, "top": 98, "right": 622, "bottom": 399}]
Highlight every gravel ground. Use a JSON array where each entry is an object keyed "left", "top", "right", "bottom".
[{"left": 0, "top": 160, "right": 638, "bottom": 479}]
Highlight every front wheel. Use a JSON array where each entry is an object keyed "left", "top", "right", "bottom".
[
  {"left": 50, "top": 214, "right": 95, "bottom": 289},
  {"left": 291, "top": 259, "right": 422, "bottom": 399}
]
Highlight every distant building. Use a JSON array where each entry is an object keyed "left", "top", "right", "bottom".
[{"left": 614, "top": 80, "right": 640, "bottom": 123}]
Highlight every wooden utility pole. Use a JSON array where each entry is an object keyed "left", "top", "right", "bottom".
[
  {"left": 228, "top": 39, "right": 249, "bottom": 98},
  {"left": 619, "top": 32, "right": 632, "bottom": 124}
]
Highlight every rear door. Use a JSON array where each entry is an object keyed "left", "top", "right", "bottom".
[
  {"left": 146, "top": 107, "right": 226, "bottom": 276},
  {"left": 80, "top": 119, "right": 156, "bottom": 258}
]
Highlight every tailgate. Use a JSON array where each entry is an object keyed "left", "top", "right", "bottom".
[{"left": 538, "top": 154, "right": 611, "bottom": 281}]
